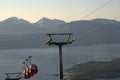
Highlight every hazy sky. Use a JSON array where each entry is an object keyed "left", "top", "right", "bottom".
[{"left": 0, "top": 0, "right": 120, "bottom": 22}]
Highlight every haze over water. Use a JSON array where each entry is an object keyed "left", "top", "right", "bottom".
[{"left": 1, "top": 44, "right": 120, "bottom": 80}]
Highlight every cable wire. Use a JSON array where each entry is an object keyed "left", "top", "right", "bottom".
[
  {"left": 77, "top": 16, "right": 120, "bottom": 40},
  {"left": 81, "top": 0, "right": 113, "bottom": 20},
  {"left": 56, "top": 0, "right": 113, "bottom": 32}
]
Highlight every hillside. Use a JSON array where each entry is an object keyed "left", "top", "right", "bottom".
[
  {"left": 58, "top": 18, "right": 120, "bottom": 46},
  {"left": 66, "top": 58, "right": 120, "bottom": 79}
]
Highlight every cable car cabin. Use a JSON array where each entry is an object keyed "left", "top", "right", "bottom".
[
  {"left": 5, "top": 73, "right": 22, "bottom": 80},
  {"left": 26, "top": 67, "right": 34, "bottom": 76},
  {"left": 23, "top": 69, "right": 31, "bottom": 79},
  {"left": 23, "top": 73, "right": 31, "bottom": 79},
  {"left": 29, "top": 64, "right": 38, "bottom": 74}
]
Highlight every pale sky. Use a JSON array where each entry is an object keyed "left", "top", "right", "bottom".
[{"left": 0, "top": 0, "right": 120, "bottom": 22}]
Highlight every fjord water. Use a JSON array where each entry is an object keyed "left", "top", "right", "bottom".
[{"left": 0, "top": 44, "right": 120, "bottom": 80}]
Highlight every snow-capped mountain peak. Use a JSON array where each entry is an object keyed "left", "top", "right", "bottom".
[
  {"left": 36, "top": 17, "right": 51, "bottom": 24},
  {"left": 1, "top": 17, "right": 30, "bottom": 24},
  {"left": 36, "top": 17, "right": 66, "bottom": 27}
]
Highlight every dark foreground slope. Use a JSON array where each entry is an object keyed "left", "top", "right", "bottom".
[{"left": 66, "top": 58, "right": 120, "bottom": 79}]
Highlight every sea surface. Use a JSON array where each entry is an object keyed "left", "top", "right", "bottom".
[{"left": 0, "top": 44, "right": 120, "bottom": 80}]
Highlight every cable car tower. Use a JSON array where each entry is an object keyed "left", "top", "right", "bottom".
[{"left": 45, "top": 33, "right": 75, "bottom": 80}]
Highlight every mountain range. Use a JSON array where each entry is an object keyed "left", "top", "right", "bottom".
[
  {"left": 0, "top": 17, "right": 65, "bottom": 34},
  {"left": 0, "top": 17, "right": 120, "bottom": 49}
]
